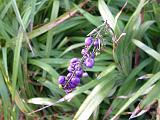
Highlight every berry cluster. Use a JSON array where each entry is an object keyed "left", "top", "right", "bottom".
[
  {"left": 58, "top": 36, "right": 100, "bottom": 94},
  {"left": 58, "top": 20, "right": 126, "bottom": 94}
]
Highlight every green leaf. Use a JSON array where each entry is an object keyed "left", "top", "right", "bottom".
[
  {"left": 111, "top": 71, "right": 160, "bottom": 119},
  {"left": 96, "top": 64, "right": 116, "bottom": 80},
  {"left": 0, "top": 72, "right": 11, "bottom": 119},
  {"left": 28, "top": 3, "right": 85, "bottom": 39},
  {"left": 60, "top": 43, "right": 84, "bottom": 57},
  {"left": 124, "top": 0, "right": 147, "bottom": 32},
  {"left": 57, "top": 37, "right": 69, "bottom": 49},
  {"left": 45, "top": 0, "right": 60, "bottom": 57},
  {"left": 12, "top": 32, "right": 23, "bottom": 98},
  {"left": 28, "top": 97, "right": 57, "bottom": 106},
  {"left": 0, "top": 60, "right": 31, "bottom": 113},
  {"left": 133, "top": 39, "right": 160, "bottom": 62},
  {"left": 11, "top": 0, "right": 33, "bottom": 54},
  {"left": 74, "top": 75, "right": 116, "bottom": 120},
  {"left": 140, "top": 80, "right": 160, "bottom": 108},
  {"left": 37, "top": 78, "right": 64, "bottom": 97},
  {"left": 111, "top": 58, "right": 152, "bottom": 112},
  {"left": 29, "top": 59, "right": 59, "bottom": 84},
  {"left": 0, "top": 1, "right": 12, "bottom": 19},
  {"left": 98, "top": 0, "right": 115, "bottom": 29},
  {"left": 74, "top": 4, "right": 102, "bottom": 26},
  {"left": 138, "top": 20, "right": 155, "bottom": 39}
]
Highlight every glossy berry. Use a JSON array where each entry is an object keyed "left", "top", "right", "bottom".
[
  {"left": 70, "top": 58, "right": 79, "bottom": 63},
  {"left": 71, "top": 77, "right": 80, "bottom": 85},
  {"left": 58, "top": 34, "right": 101, "bottom": 93},
  {"left": 67, "top": 73, "right": 72, "bottom": 79},
  {"left": 67, "top": 66, "right": 74, "bottom": 72},
  {"left": 85, "top": 37, "right": 93, "bottom": 46},
  {"left": 74, "top": 64, "right": 82, "bottom": 71},
  {"left": 75, "top": 70, "right": 83, "bottom": 78},
  {"left": 82, "top": 72, "right": 88, "bottom": 77},
  {"left": 58, "top": 76, "right": 66, "bottom": 84},
  {"left": 69, "top": 82, "right": 77, "bottom": 88},
  {"left": 94, "top": 39, "right": 99, "bottom": 47},
  {"left": 81, "top": 48, "right": 87, "bottom": 55},
  {"left": 85, "top": 58, "right": 94, "bottom": 68}
]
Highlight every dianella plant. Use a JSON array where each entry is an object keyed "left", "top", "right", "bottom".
[{"left": 0, "top": 0, "right": 160, "bottom": 120}]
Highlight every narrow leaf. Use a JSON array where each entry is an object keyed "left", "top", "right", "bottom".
[{"left": 133, "top": 39, "right": 160, "bottom": 62}]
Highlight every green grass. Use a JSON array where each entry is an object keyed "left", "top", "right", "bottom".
[{"left": 0, "top": 0, "right": 160, "bottom": 119}]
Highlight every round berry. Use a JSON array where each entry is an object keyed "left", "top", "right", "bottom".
[
  {"left": 70, "top": 58, "right": 79, "bottom": 64},
  {"left": 94, "top": 39, "right": 99, "bottom": 47},
  {"left": 85, "top": 37, "right": 93, "bottom": 46},
  {"left": 67, "top": 66, "right": 74, "bottom": 72},
  {"left": 84, "top": 58, "right": 94, "bottom": 68},
  {"left": 81, "top": 48, "right": 87, "bottom": 55},
  {"left": 71, "top": 77, "right": 80, "bottom": 85},
  {"left": 74, "top": 64, "right": 82, "bottom": 71},
  {"left": 58, "top": 76, "right": 66, "bottom": 84},
  {"left": 82, "top": 72, "right": 88, "bottom": 77},
  {"left": 67, "top": 73, "right": 72, "bottom": 79},
  {"left": 75, "top": 70, "right": 83, "bottom": 78},
  {"left": 69, "top": 82, "right": 76, "bottom": 88}
]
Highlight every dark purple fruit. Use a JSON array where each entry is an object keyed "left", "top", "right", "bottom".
[
  {"left": 58, "top": 76, "right": 66, "bottom": 84},
  {"left": 85, "top": 37, "right": 93, "bottom": 46},
  {"left": 71, "top": 77, "right": 80, "bottom": 85},
  {"left": 75, "top": 70, "right": 83, "bottom": 78},
  {"left": 84, "top": 58, "right": 94, "bottom": 68}
]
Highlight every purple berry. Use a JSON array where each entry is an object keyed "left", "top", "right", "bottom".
[
  {"left": 74, "top": 64, "right": 82, "bottom": 71},
  {"left": 69, "top": 82, "right": 76, "bottom": 88},
  {"left": 82, "top": 72, "right": 88, "bottom": 77},
  {"left": 81, "top": 48, "right": 87, "bottom": 55},
  {"left": 85, "top": 37, "right": 93, "bottom": 46},
  {"left": 58, "top": 76, "right": 66, "bottom": 84},
  {"left": 71, "top": 77, "right": 80, "bottom": 85},
  {"left": 67, "top": 73, "right": 72, "bottom": 79},
  {"left": 94, "top": 39, "right": 99, "bottom": 47},
  {"left": 70, "top": 58, "right": 79, "bottom": 63},
  {"left": 67, "top": 66, "right": 74, "bottom": 72},
  {"left": 75, "top": 70, "right": 83, "bottom": 78},
  {"left": 84, "top": 58, "right": 94, "bottom": 68}
]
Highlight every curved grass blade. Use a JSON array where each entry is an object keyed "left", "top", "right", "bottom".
[
  {"left": 96, "top": 64, "right": 116, "bottom": 80},
  {"left": 28, "top": 0, "right": 89, "bottom": 39},
  {"left": 29, "top": 59, "right": 59, "bottom": 84},
  {"left": 45, "top": 0, "right": 60, "bottom": 57},
  {"left": 133, "top": 39, "right": 160, "bottom": 62},
  {"left": 0, "top": 72, "right": 11, "bottom": 119},
  {"left": 11, "top": 0, "right": 34, "bottom": 55},
  {"left": 74, "top": 4, "right": 102, "bottom": 26},
  {"left": 110, "top": 58, "right": 152, "bottom": 114},
  {"left": 111, "top": 71, "right": 160, "bottom": 120},
  {"left": 12, "top": 31, "right": 23, "bottom": 98},
  {"left": 74, "top": 75, "right": 116, "bottom": 120},
  {"left": 98, "top": 0, "right": 115, "bottom": 29},
  {"left": 140, "top": 80, "right": 160, "bottom": 108},
  {"left": 28, "top": 97, "right": 58, "bottom": 106},
  {"left": 60, "top": 43, "right": 84, "bottom": 57},
  {"left": 138, "top": 20, "right": 155, "bottom": 38},
  {"left": 0, "top": 60, "right": 32, "bottom": 113}
]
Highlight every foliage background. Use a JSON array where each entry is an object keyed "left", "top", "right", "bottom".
[{"left": 0, "top": 0, "right": 160, "bottom": 119}]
